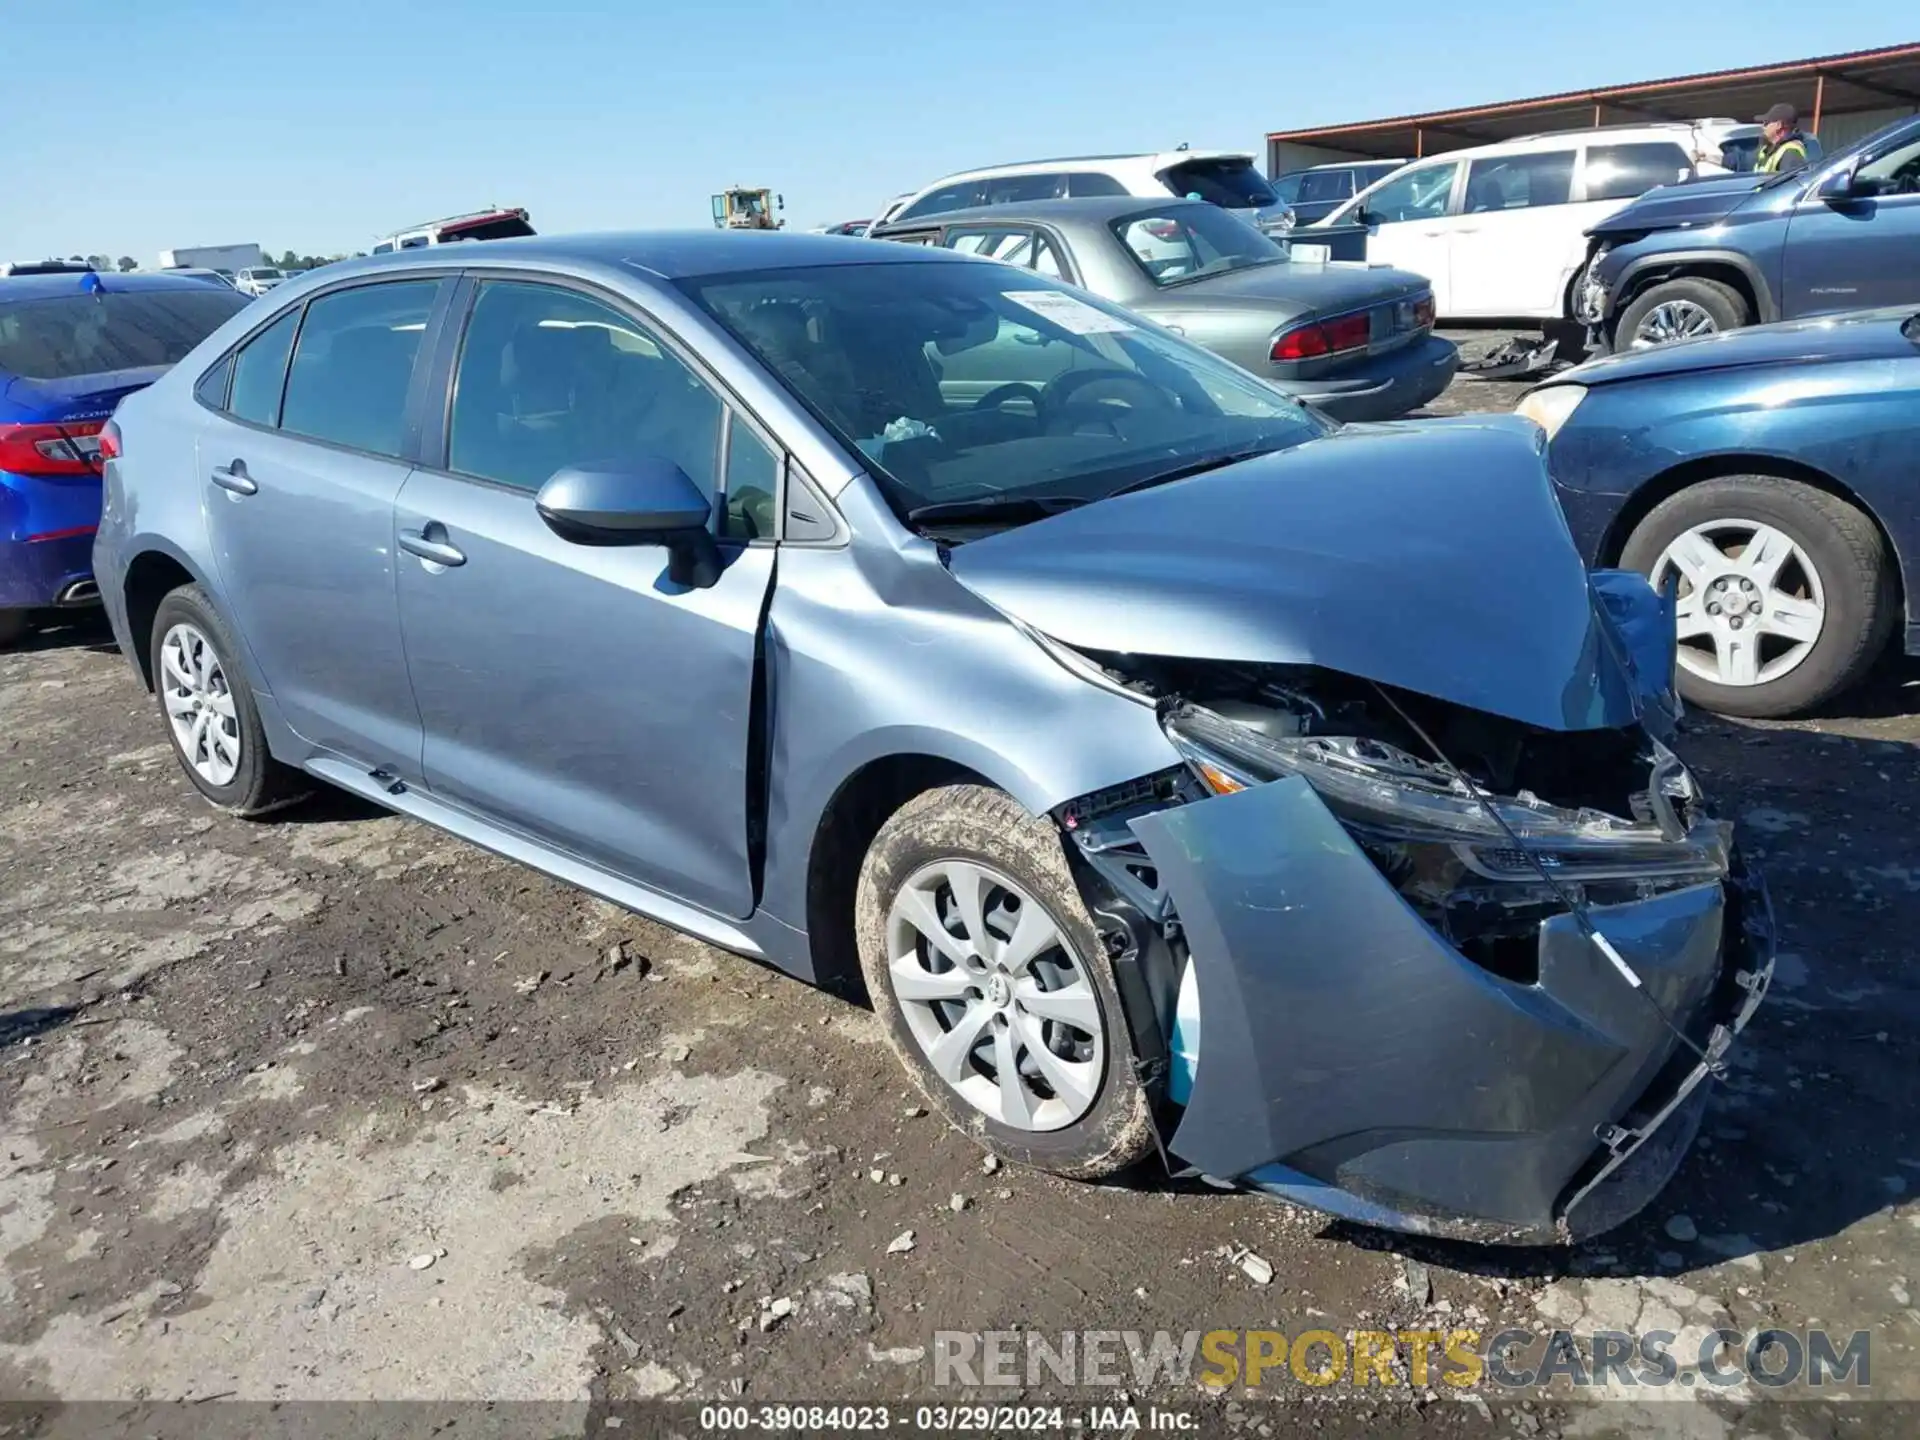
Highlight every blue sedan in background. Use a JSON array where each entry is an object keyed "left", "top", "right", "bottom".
[
  {"left": 1, "top": 270, "right": 247, "bottom": 645},
  {"left": 1519, "top": 308, "right": 1920, "bottom": 718}
]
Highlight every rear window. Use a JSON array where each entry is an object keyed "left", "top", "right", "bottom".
[
  {"left": 1160, "top": 158, "right": 1278, "bottom": 209},
  {"left": 0, "top": 288, "right": 247, "bottom": 381},
  {"left": 440, "top": 215, "right": 536, "bottom": 242},
  {"left": 1112, "top": 205, "right": 1284, "bottom": 287}
]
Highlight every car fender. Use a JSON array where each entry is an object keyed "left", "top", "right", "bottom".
[
  {"left": 1612, "top": 249, "right": 1779, "bottom": 324},
  {"left": 754, "top": 533, "right": 1180, "bottom": 945}
]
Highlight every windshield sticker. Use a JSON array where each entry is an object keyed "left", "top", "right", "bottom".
[{"left": 1002, "top": 291, "right": 1134, "bottom": 335}]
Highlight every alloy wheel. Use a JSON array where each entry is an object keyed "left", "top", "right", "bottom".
[
  {"left": 160, "top": 622, "right": 242, "bottom": 787},
  {"left": 1631, "top": 299, "right": 1719, "bottom": 348},
  {"left": 1653, "top": 519, "right": 1826, "bottom": 688},
  {"left": 885, "top": 859, "right": 1105, "bottom": 1132}
]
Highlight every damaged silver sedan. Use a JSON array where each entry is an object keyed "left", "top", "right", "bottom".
[{"left": 97, "top": 234, "right": 1771, "bottom": 1245}]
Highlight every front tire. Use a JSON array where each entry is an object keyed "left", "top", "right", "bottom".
[
  {"left": 1620, "top": 476, "right": 1895, "bottom": 718},
  {"left": 855, "top": 785, "right": 1154, "bottom": 1180},
  {"left": 1617, "top": 276, "right": 1749, "bottom": 349},
  {"left": 0, "top": 611, "right": 29, "bottom": 648},
  {"left": 150, "top": 585, "right": 311, "bottom": 816}
]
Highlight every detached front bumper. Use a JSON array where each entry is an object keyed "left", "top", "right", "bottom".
[
  {"left": 1130, "top": 777, "right": 1772, "bottom": 1245},
  {"left": 1277, "top": 333, "right": 1459, "bottom": 423}
]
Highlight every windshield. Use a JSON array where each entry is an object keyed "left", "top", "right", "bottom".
[
  {"left": 0, "top": 288, "right": 248, "bottom": 380},
  {"left": 253, "top": 269, "right": 284, "bottom": 280},
  {"left": 679, "top": 259, "right": 1324, "bottom": 527},
  {"left": 1160, "top": 158, "right": 1279, "bottom": 209},
  {"left": 1111, "top": 204, "right": 1286, "bottom": 287}
]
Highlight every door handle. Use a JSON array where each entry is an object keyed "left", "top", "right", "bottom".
[
  {"left": 210, "top": 461, "right": 257, "bottom": 496},
  {"left": 398, "top": 528, "right": 466, "bottom": 568}
]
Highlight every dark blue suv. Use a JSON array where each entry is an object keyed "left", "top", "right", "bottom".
[{"left": 1577, "top": 115, "right": 1920, "bottom": 351}]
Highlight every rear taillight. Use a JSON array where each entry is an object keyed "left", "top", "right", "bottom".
[
  {"left": 1270, "top": 311, "right": 1373, "bottom": 363},
  {"left": 98, "top": 420, "right": 122, "bottom": 463},
  {"left": 0, "top": 420, "right": 106, "bottom": 476},
  {"left": 1271, "top": 324, "right": 1331, "bottom": 362}
]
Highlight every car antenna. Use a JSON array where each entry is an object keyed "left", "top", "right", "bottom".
[{"left": 1367, "top": 681, "right": 1724, "bottom": 1077}]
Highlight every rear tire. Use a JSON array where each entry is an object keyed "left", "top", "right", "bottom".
[
  {"left": 150, "top": 584, "right": 311, "bottom": 817},
  {"left": 0, "top": 611, "right": 29, "bottom": 648},
  {"left": 1617, "top": 277, "right": 1749, "bottom": 349},
  {"left": 855, "top": 784, "right": 1154, "bottom": 1180},
  {"left": 1620, "top": 476, "right": 1895, "bottom": 718}
]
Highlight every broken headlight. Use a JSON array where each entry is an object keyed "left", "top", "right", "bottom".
[{"left": 1163, "top": 703, "right": 1727, "bottom": 883}]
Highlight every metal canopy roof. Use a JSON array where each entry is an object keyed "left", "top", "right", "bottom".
[{"left": 1266, "top": 43, "right": 1920, "bottom": 161}]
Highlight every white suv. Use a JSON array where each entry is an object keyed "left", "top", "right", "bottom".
[
  {"left": 877, "top": 150, "right": 1292, "bottom": 233},
  {"left": 232, "top": 267, "right": 287, "bottom": 297},
  {"left": 1315, "top": 121, "right": 1759, "bottom": 322}
]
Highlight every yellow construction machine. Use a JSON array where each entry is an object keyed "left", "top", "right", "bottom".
[{"left": 711, "top": 187, "right": 786, "bottom": 230}]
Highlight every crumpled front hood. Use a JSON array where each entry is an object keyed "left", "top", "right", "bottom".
[
  {"left": 1588, "top": 174, "right": 1770, "bottom": 237},
  {"left": 946, "top": 416, "right": 1644, "bottom": 733}
]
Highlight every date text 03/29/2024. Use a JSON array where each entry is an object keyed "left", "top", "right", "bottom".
[{"left": 695, "top": 1404, "right": 1196, "bottom": 1431}]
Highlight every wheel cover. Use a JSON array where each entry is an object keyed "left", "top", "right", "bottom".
[
  {"left": 160, "top": 622, "right": 243, "bottom": 786},
  {"left": 885, "top": 859, "right": 1105, "bottom": 1133},
  {"left": 1653, "top": 518, "right": 1826, "bottom": 689},
  {"left": 1630, "top": 299, "right": 1720, "bottom": 349}
]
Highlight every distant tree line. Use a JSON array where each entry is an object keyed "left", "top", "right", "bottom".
[{"left": 41, "top": 250, "right": 362, "bottom": 272}]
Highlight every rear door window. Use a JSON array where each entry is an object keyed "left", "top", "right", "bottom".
[
  {"left": 1583, "top": 143, "right": 1693, "bottom": 201},
  {"left": 1464, "top": 151, "right": 1576, "bottom": 211},
  {"left": 278, "top": 280, "right": 440, "bottom": 458},
  {"left": 1066, "top": 171, "right": 1129, "bottom": 197},
  {"left": 1160, "top": 158, "right": 1278, "bottom": 208},
  {"left": 896, "top": 182, "right": 986, "bottom": 222},
  {"left": 942, "top": 226, "right": 1070, "bottom": 279},
  {"left": 224, "top": 309, "right": 300, "bottom": 426},
  {"left": 983, "top": 172, "right": 1067, "bottom": 204},
  {"left": 0, "top": 288, "right": 246, "bottom": 381}
]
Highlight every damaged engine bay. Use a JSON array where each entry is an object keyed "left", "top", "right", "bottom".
[
  {"left": 1061, "top": 652, "right": 1728, "bottom": 975},
  {"left": 1047, "top": 647, "right": 1764, "bottom": 1242}
]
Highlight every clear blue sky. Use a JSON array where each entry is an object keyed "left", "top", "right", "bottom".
[{"left": 3, "top": 2, "right": 1910, "bottom": 264}]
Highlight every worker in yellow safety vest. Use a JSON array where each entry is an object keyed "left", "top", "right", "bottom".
[{"left": 1755, "top": 103, "right": 1823, "bottom": 175}]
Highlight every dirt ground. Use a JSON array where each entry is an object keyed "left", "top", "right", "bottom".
[{"left": 3, "top": 360, "right": 1918, "bottom": 1437}]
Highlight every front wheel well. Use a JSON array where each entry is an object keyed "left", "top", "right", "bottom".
[
  {"left": 1597, "top": 455, "right": 1907, "bottom": 612},
  {"left": 804, "top": 755, "right": 989, "bottom": 1002},
  {"left": 121, "top": 551, "right": 197, "bottom": 690},
  {"left": 1614, "top": 262, "right": 1761, "bottom": 332}
]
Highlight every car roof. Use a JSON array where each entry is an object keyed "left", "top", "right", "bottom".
[
  {"left": 0, "top": 271, "right": 234, "bottom": 299},
  {"left": 953, "top": 149, "right": 1249, "bottom": 174},
  {"left": 877, "top": 196, "right": 1207, "bottom": 231},
  {"left": 1280, "top": 158, "right": 1407, "bottom": 175},
  {"left": 1390, "top": 125, "right": 1713, "bottom": 165},
  {"left": 276, "top": 230, "right": 985, "bottom": 286}
]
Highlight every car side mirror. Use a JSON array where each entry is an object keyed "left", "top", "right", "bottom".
[
  {"left": 535, "top": 459, "right": 721, "bottom": 588},
  {"left": 1818, "top": 158, "right": 1863, "bottom": 202}
]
